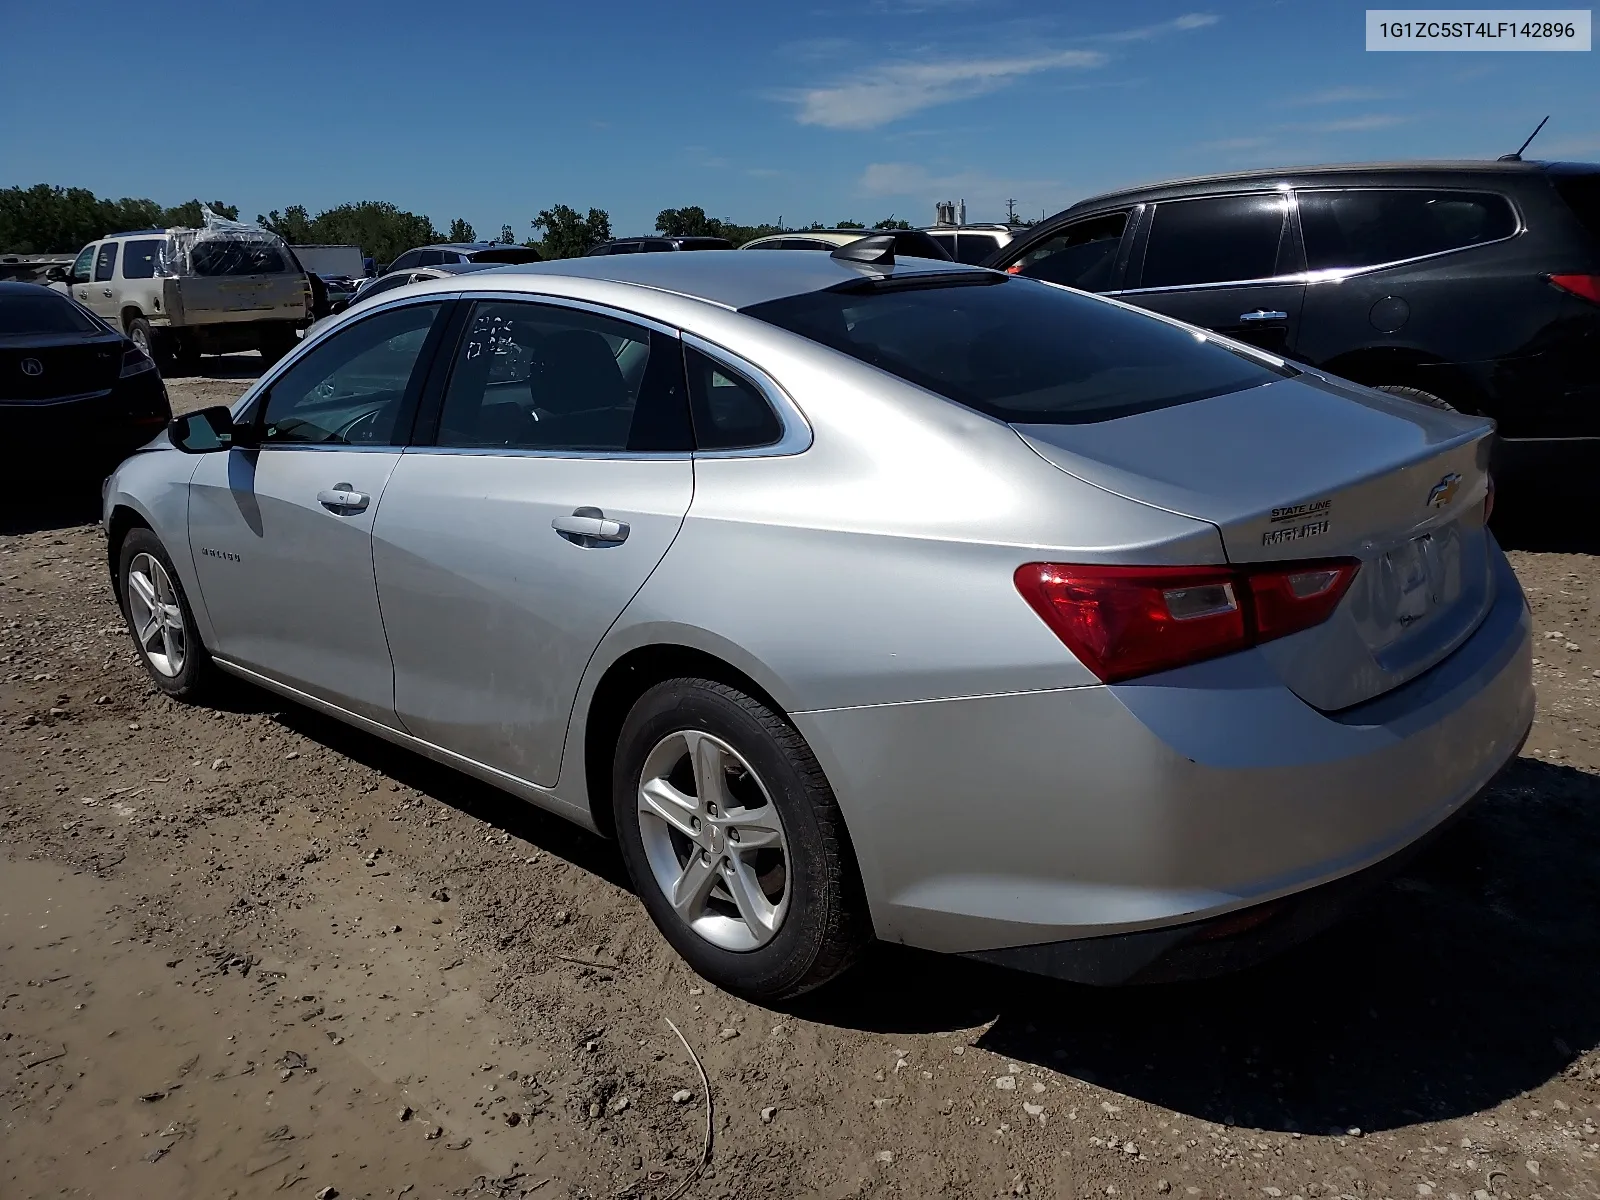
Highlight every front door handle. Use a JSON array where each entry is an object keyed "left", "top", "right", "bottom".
[
  {"left": 552, "top": 508, "right": 629, "bottom": 545},
  {"left": 1238, "top": 309, "right": 1289, "bottom": 322},
  {"left": 318, "top": 483, "right": 370, "bottom": 513}
]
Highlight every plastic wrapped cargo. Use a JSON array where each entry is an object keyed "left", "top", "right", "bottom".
[{"left": 156, "top": 207, "right": 296, "bottom": 279}]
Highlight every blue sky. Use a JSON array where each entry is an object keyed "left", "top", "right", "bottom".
[{"left": 3, "top": 0, "right": 1596, "bottom": 237}]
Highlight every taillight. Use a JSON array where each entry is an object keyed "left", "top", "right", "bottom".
[
  {"left": 1015, "top": 558, "right": 1360, "bottom": 683},
  {"left": 1549, "top": 273, "right": 1600, "bottom": 304},
  {"left": 119, "top": 342, "right": 157, "bottom": 378},
  {"left": 1005, "top": 263, "right": 1022, "bottom": 275}
]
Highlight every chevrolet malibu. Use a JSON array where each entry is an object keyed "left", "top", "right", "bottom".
[{"left": 102, "top": 240, "right": 1534, "bottom": 1000}]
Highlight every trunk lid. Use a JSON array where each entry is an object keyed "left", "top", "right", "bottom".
[
  {"left": 0, "top": 331, "right": 123, "bottom": 402},
  {"left": 165, "top": 274, "right": 309, "bottom": 325},
  {"left": 1014, "top": 374, "right": 1497, "bottom": 710}
]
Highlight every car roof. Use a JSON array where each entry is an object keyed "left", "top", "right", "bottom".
[
  {"left": 421, "top": 262, "right": 501, "bottom": 275},
  {"left": 1058, "top": 158, "right": 1598, "bottom": 215},
  {"left": 460, "top": 249, "right": 987, "bottom": 310},
  {"left": 0, "top": 280, "right": 70, "bottom": 295},
  {"left": 421, "top": 243, "right": 513, "bottom": 252}
]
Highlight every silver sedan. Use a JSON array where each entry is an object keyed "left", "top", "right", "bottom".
[{"left": 103, "top": 240, "right": 1534, "bottom": 999}]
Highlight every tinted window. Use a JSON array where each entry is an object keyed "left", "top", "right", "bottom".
[
  {"left": 891, "top": 230, "right": 954, "bottom": 261},
  {"left": 467, "top": 246, "right": 543, "bottom": 264},
  {"left": 435, "top": 301, "right": 691, "bottom": 453},
  {"left": 1140, "top": 195, "right": 1287, "bottom": 288},
  {"left": 258, "top": 302, "right": 442, "bottom": 446},
  {"left": 643, "top": 240, "right": 674, "bottom": 252},
  {"left": 684, "top": 346, "right": 782, "bottom": 450},
  {"left": 680, "top": 238, "right": 732, "bottom": 251},
  {"left": 781, "top": 239, "right": 828, "bottom": 250},
  {"left": 745, "top": 240, "right": 784, "bottom": 250},
  {"left": 121, "top": 238, "right": 163, "bottom": 279},
  {"left": 1014, "top": 212, "right": 1127, "bottom": 291},
  {"left": 1298, "top": 189, "right": 1517, "bottom": 271},
  {"left": 951, "top": 233, "right": 996, "bottom": 265},
  {"left": 744, "top": 275, "right": 1287, "bottom": 425},
  {"left": 609, "top": 242, "right": 641, "bottom": 254},
  {"left": 416, "top": 250, "right": 445, "bottom": 267},
  {"left": 190, "top": 239, "right": 287, "bottom": 276},
  {"left": 389, "top": 250, "right": 422, "bottom": 271},
  {"left": 1554, "top": 173, "right": 1600, "bottom": 242},
  {"left": 356, "top": 273, "right": 413, "bottom": 300},
  {"left": 70, "top": 245, "right": 96, "bottom": 283},
  {"left": 929, "top": 232, "right": 957, "bottom": 258},
  {"left": 0, "top": 291, "right": 101, "bottom": 334},
  {"left": 94, "top": 243, "right": 118, "bottom": 282}
]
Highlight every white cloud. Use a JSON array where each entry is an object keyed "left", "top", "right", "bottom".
[
  {"left": 1291, "top": 85, "right": 1399, "bottom": 105},
  {"left": 792, "top": 49, "right": 1106, "bottom": 130},
  {"left": 1292, "top": 114, "right": 1410, "bottom": 133},
  {"left": 1099, "top": 12, "right": 1219, "bottom": 41},
  {"left": 1196, "top": 136, "right": 1274, "bottom": 151}
]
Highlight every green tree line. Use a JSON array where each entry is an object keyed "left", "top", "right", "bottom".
[{"left": 3, "top": 182, "right": 926, "bottom": 266}]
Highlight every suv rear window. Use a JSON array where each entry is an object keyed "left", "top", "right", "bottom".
[
  {"left": 1553, "top": 173, "right": 1600, "bottom": 242},
  {"left": 1297, "top": 189, "right": 1518, "bottom": 270},
  {"left": 743, "top": 275, "right": 1288, "bottom": 425},
  {"left": 0, "top": 291, "right": 101, "bottom": 335},
  {"left": 190, "top": 239, "right": 288, "bottom": 276},
  {"left": 121, "top": 238, "right": 163, "bottom": 279}
]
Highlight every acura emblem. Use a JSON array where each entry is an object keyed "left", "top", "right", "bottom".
[{"left": 19, "top": 357, "right": 43, "bottom": 377}]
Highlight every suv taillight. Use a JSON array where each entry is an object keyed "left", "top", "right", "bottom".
[
  {"left": 1015, "top": 559, "right": 1360, "bottom": 683},
  {"left": 1549, "top": 274, "right": 1600, "bottom": 304}
]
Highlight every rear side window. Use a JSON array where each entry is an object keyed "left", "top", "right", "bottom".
[
  {"left": 0, "top": 292, "right": 101, "bottom": 334},
  {"left": 1551, "top": 174, "right": 1600, "bottom": 243},
  {"left": 1139, "top": 195, "right": 1288, "bottom": 288},
  {"left": 744, "top": 275, "right": 1288, "bottom": 425},
  {"left": 121, "top": 238, "right": 163, "bottom": 279},
  {"left": 929, "top": 232, "right": 957, "bottom": 258},
  {"left": 389, "top": 250, "right": 422, "bottom": 271},
  {"left": 190, "top": 239, "right": 287, "bottom": 276},
  {"left": 1298, "top": 189, "right": 1518, "bottom": 270},
  {"left": 416, "top": 250, "right": 445, "bottom": 267},
  {"left": 684, "top": 346, "right": 782, "bottom": 450},
  {"left": 94, "top": 243, "right": 118, "bottom": 282},
  {"left": 954, "top": 233, "right": 1000, "bottom": 266},
  {"left": 1013, "top": 212, "right": 1128, "bottom": 291}
]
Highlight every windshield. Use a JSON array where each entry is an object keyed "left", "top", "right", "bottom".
[
  {"left": 742, "top": 275, "right": 1290, "bottom": 424},
  {"left": 0, "top": 292, "right": 102, "bottom": 335}
]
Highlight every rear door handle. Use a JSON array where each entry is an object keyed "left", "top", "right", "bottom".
[
  {"left": 552, "top": 508, "right": 629, "bottom": 544},
  {"left": 1238, "top": 309, "right": 1289, "bottom": 322},
  {"left": 101, "top": 288, "right": 113, "bottom": 297},
  {"left": 318, "top": 483, "right": 370, "bottom": 513}
]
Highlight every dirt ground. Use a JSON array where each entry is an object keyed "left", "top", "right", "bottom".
[{"left": 4, "top": 356, "right": 1600, "bottom": 1200}]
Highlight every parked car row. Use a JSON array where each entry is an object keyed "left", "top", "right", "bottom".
[{"left": 98, "top": 230, "right": 1537, "bottom": 999}]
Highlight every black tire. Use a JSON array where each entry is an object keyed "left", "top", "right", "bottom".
[
  {"left": 1374, "top": 384, "right": 1458, "bottom": 413},
  {"left": 116, "top": 527, "right": 217, "bottom": 702},
  {"left": 126, "top": 316, "right": 170, "bottom": 373},
  {"left": 612, "top": 678, "right": 870, "bottom": 1000}
]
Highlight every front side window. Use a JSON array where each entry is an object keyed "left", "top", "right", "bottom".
[
  {"left": 684, "top": 347, "right": 782, "bottom": 450},
  {"left": 70, "top": 245, "right": 97, "bottom": 283},
  {"left": 94, "top": 242, "right": 118, "bottom": 282},
  {"left": 121, "top": 238, "right": 163, "bottom": 280},
  {"left": 256, "top": 302, "right": 443, "bottom": 446},
  {"left": 744, "top": 275, "right": 1289, "bottom": 426},
  {"left": 435, "top": 301, "right": 691, "bottom": 453},
  {"left": 1014, "top": 213, "right": 1129, "bottom": 291},
  {"left": 1297, "top": 189, "right": 1518, "bottom": 271},
  {"left": 1139, "top": 195, "right": 1287, "bottom": 288},
  {"left": 388, "top": 250, "right": 422, "bottom": 272}
]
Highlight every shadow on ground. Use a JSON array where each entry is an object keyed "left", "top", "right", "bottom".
[
  {"left": 163, "top": 352, "right": 267, "bottom": 381},
  {"left": 0, "top": 490, "right": 103, "bottom": 536},
  {"left": 794, "top": 757, "right": 1600, "bottom": 1134}
]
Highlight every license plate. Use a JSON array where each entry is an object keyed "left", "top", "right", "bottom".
[{"left": 1378, "top": 526, "right": 1461, "bottom": 634}]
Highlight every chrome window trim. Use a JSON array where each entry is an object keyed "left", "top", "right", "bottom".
[
  {"left": 1109, "top": 272, "right": 1308, "bottom": 297},
  {"left": 1122, "top": 190, "right": 1292, "bottom": 295},
  {"left": 1290, "top": 184, "right": 1525, "bottom": 280},
  {"left": 681, "top": 332, "right": 813, "bottom": 459},
  {"left": 455, "top": 290, "right": 683, "bottom": 338},
  {"left": 400, "top": 446, "right": 693, "bottom": 462}
]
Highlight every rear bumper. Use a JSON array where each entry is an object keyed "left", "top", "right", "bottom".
[
  {"left": 0, "top": 376, "right": 170, "bottom": 478},
  {"left": 794, "top": 543, "right": 1533, "bottom": 966}
]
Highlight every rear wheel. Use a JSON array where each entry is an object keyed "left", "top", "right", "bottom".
[
  {"left": 117, "top": 527, "right": 216, "bottom": 701},
  {"left": 612, "top": 678, "right": 870, "bottom": 1000},
  {"left": 1374, "top": 384, "right": 1457, "bottom": 413}
]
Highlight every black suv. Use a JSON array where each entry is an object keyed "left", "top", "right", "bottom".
[
  {"left": 991, "top": 160, "right": 1600, "bottom": 441},
  {"left": 587, "top": 236, "right": 733, "bottom": 254}
]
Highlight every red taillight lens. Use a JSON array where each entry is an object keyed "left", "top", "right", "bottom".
[
  {"left": 1015, "top": 558, "right": 1360, "bottom": 683},
  {"left": 1005, "top": 263, "right": 1022, "bottom": 275},
  {"left": 1549, "top": 273, "right": 1600, "bottom": 304}
]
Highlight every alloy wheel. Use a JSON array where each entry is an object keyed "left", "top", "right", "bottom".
[
  {"left": 636, "top": 729, "right": 791, "bottom": 951},
  {"left": 126, "top": 553, "right": 186, "bottom": 678}
]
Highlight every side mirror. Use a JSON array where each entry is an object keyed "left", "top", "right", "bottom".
[
  {"left": 44, "top": 266, "right": 68, "bottom": 283},
  {"left": 169, "top": 405, "right": 242, "bottom": 453}
]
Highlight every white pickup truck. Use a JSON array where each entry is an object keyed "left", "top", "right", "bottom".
[{"left": 48, "top": 218, "right": 311, "bottom": 371}]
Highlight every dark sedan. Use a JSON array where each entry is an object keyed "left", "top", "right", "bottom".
[{"left": 0, "top": 283, "right": 171, "bottom": 483}]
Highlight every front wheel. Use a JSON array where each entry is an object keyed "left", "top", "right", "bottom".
[
  {"left": 612, "top": 678, "right": 870, "bottom": 1000},
  {"left": 117, "top": 527, "right": 217, "bottom": 701}
]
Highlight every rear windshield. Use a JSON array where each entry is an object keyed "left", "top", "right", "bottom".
[
  {"left": 0, "top": 292, "right": 102, "bottom": 335},
  {"left": 742, "top": 275, "right": 1289, "bottom": 424},
  {"left": 190, "top": 239, "right": 288, "bottom": 276},
  {"left": 1554, "top": 173, "right": 1600, "bottom": 243}
]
